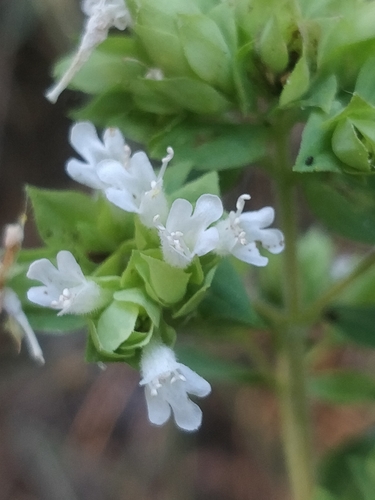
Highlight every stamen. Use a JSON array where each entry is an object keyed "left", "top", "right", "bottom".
[
  {"left": 158, "top": 146, "right": 174, "bottom": 180},
  {"left": 236, "top": 194, "right": 251, "bottom": 214}
]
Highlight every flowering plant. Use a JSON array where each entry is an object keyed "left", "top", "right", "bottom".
[{"left": 6, "top": 0, "right": 375, "bottom": 498}]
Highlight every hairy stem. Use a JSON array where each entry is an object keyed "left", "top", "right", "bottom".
[{"left": 273, "top": 121, "right": 315, "bottom": 500}]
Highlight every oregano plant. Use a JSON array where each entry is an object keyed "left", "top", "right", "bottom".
[{"left": 4, "top": 1, "right": 375, "bottom": 498}]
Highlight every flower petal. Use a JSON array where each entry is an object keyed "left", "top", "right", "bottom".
[
  {"left": 27, "top": 258, "right": 61, "bottom": 286},
  {"left": 66, "top": 158, "right": 104, "bottom": 190},
  {"left": 144, "top": 386, "right": 172, "bottom": 425},
  {"left": 166, "top": 198, "right": 193, "bottom": 232},
  {"left": 193, "top": 227, "right": 219, "bottom": 257},
  {"left": 56, "top": 251, "right": 86, "bottom": 282},
  {"left": 240, "top": 207, "right": 275, "bottom": 229},
  {"left": 103, "top": 127, "right": 126, "bottom": 162},
  {"left": 249, "top": 228, "right": 285, "bottom": 254},
  {"left": 130, "top": 152, "right": 156, "bottom": 185},
  {"left": 27, "top": 285, "right": 57, "bottom": 307},
  {"left": 192, "top": 194, "right": 223, "bottom": 230},
  {"left": 104, "top": 187, "right": 140, "bottom": 213},
  {"left": 232, "top": 243, "right": 269, "bottom": 266},
  {"left": 70, "top": 121, "right": 105, "bottom": 165},
  {"left": 178, "top": 364, "right": 211, "bottom": 397},
  {"left": 165, "top": 382, "right": 203, "bottom": 431},
  {"left": 97, "top": 159, "right": 132, "bottom": 189}
]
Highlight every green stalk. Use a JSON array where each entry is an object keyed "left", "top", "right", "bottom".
[
  {"left": 273, "top": 121, "right": 315, "bottom": 500},
  {"left": 301, "top": 248, "right": 375, "bottom": 323}
]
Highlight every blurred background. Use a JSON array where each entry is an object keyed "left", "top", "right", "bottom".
[{"left": 1, "top": 1, "right": 375, "bottom": 499}]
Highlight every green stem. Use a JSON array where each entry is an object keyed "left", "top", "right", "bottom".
[
  {"left": 273, "top": 121, "right": 314, "bottom": 500},
  {"left": 301, "top": 248, "right": 375, "bottom": 323}
]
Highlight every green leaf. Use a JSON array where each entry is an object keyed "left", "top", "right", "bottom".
[
  {"left": 130, "top": 78, "right": 181, "bottom": 115},
  {"left": 173, "top": 265, "right": 217, "bottom": 318},
  {"left": 163, "top": 160, "right": 193, "bottom": 194},
  {"left": 318, "top": 2, "right": 375, "bottom": 85},
  {"left": 138, "top": 254, "right": 191, "bottom": 305},
  {"left": 294, "top": 109, "right": 346, "bottom": 173},
  {"left": 114, "top": 287, "right": 160, "bottom": 326},
  {"left": 135, "top": 25, "right": 192, "bottom": 77},
  {"left": 86, "top": 320, "right": 139, "bottom": 364},
  {"left": 73, "top": 89, "right": 158, "bottom": 144},
  {"left": 27, "top": 187, "right": 98, "bottom": 248},
  {"left": 176, "top": 345, "right": 265, "bottom": 384},
  {"left": 26, "top": 309, "right": 86, "bottom": 333},
  {"left": 150, "top": 122, "right": 267, "bottom": 171},
  {"left": 97, "top": 301, "right": 139, "bottom": 351},
  {"left": 298, "top": 228, "right": 334, "bottom": 305},
  {"left": 310, "top": 370, "right": 375, "bottom": 404},
  {"left": 208, "top": 3, "right": 237, "bottom": 55},
  {"left": 146, "top": 77, "right": 231, "bottom": 114},
  {"left": 326, "top": 305, "right": 375, "bottom": 348},
  {"left": 279, "top": 55, "right": 310, "bottom": 107},
  {"left": 199, "top": 258, "right": 262, "bottom": 326},
  {"left": 258, "top": 15, "right": 288, "bottom": 74},
  {"left": 301, "top": 74, "right": 338, "bottom": 114},
  {"left": 302, "top": 174, "right": 375, "bottom": 244},
  {"left": 355, "top": 56, "right": 375, "bottom": 106},
  {"left": 168, "top": 171, "right": 220, "bottom": 203},
  {"left": 319, "top": 432, "right": 375, "bottom": 500},
  {"left": 313, "top": 488, "right": 337, "bottom": 500},
  {"left": 55, "top": 51, "right": 145, "bottom": 95},
  {"left": 178, "top": 13, "right": 232, "bottom": 91},
  {"left": 332, "top": 118, "right": 371, "bottom": 172}
]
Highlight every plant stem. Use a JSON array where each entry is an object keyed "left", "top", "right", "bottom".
[
  {"left": 301, "top": 248, "right": 375, "bottom": 323},
  {"left": 273, "top": 121, "right": 315, "bottom": 500}
]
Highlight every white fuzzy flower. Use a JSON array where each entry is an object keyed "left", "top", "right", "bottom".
[
  {"left": 2, "top": 288, "right": 44, "bottom": 365},
  {"left": 215, "top": 194, "right": 284, "bottom": 266},
  {"left": 46, "top": 0, "right": 131, "bottom": 103},
  {"left": 97, "top": 147, "right": 174, "bottom": 228},
  {"left": 155, "top": 194, "right": 223, "bottom": 268},
  {"left": 27, "top": 251, "right": 102, "bottom": 316},
  {"left": 140, "top": 342, "right": 211, "bottom": 432},
  {"left": 66, "top": 121, "right": 131, "bottom": 189}
]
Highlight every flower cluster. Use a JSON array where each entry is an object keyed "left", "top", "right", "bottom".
[
  {"left": 65, "top": 121, "right": 285, "bottom": 268},
  {"left": 24, "top": 121, "right": 284, "bottom": 431}
]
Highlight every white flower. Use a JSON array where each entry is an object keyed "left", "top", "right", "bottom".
[
  {"left": 46, "top": 0, "right": 131, "bottom": 103},
  {"left": 27, "top": 251, "right": 102, "bottom": 316},
  {"left": 2, "top": 288, "right": 45, "bottom": 365},
  {"left": 215, "top": 194, "right": 284, "bottom": 266},
  {"left": 66, "top": 121, "right": 131, "bottom": 189},
  {"left": 140, "top": 342, "right": 211, "bottom": 432},
  {"left": 97, "top": 147, "right": 174, "bottom": 228},
  {"left": 155, "top": 194, "right": 223, "bottom": 268}
]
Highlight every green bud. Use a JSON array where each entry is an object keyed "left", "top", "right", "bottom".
[
  {"left": 279, "top": 55, "right": 310, "bottom": 107},
  {"left": 97, "top": 300, "right": 139, "bottom": 351},
  {"left": 134, "top": 0, "right": 199, "bottom": 77},
  {"left": 136, "top": 253, "right": 191, "bottom": 305},
  {"left": 258, "top": 16, "right": 289, "bottom": 74},
  {"left": 332, "top": 118, "right": 371, "bottom": 172},
  {"left": 96, "top": 287, "right": 160, "bottom": 353},
  {"left": 177, "top": 13, "right": 232, "bottom": 91}
]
